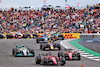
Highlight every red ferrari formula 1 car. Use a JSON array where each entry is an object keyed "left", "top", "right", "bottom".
[
  {"left": 35, "top": 52, "right": 66, "bottom": 65},
  {"left": 58, "top": 48, "right": 81, "bottom": 60},
  {"left": 40, "top": 42, "right": 61, "bottom": 51}
]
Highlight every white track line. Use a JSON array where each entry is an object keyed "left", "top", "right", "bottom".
[{"left": 60, "top": 39, "right": 100, "bottom": 62}]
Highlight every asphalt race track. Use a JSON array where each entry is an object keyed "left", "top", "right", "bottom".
[
  {"left": 0, "top": 39, "right": 100, "bottom": 67},
  {"left": 79, "top": 39, "right": 100, "bottom": 53}
]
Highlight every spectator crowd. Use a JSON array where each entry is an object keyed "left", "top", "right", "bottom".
[{"left": 0, "top": 3, "right": 100, "bottom": 34}]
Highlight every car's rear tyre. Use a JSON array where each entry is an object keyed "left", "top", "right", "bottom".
[
  {"left": 40, "top": 44, "right": 42, "bottom": 49},
  {"left": 30, "top": 49, "right": 35, "bottom": 57},
  {"left": 42, "top": 57, "right": 48, "bottom": 65},
  {"left": 58, "top": 46, "right": 61, "bottom": 50},
  {"left": 60, "top": 57, "right": 65, "bottom": 65},
  {"left": 62, "top": 37, "right": 64, "bottom": 40},
  {"left": 58, "top": 52, "right": 63, "bottom": 57},
  {"left": 23, "top": 35, "right": 27, "bottom": 38},
  {"left": 57, "top": 44, "right": 61, "bottom": 50},
  {"left": 27, "top": 35, "right": 31, "bottom": 38},
  {"left": 35, "top": 56, "right": 41, "bottom": 64},
  {"left": 12, "top": 49, "right": 14, "bottom": 55},
  {"left": 77, "top": 56, "right": 81, "bottom": 60},
  {"left": 12, "top": 48, "right": 17, "bottom": 56},
  {"left": 77, "top": 53, "right": 81, "bottom": 60},
  {"left": 36, "top": 39, "right": 39, "bottom": 43},
  {"left": 7, "top": 37, "right": 9, "bottom": 39},
  {"left": 42, "top": 46, "right": 45, "bottom": 51}
]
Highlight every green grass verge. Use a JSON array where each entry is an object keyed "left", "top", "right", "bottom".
[{"left": 70, "top": 39, "right": 100, "bottom": 57}]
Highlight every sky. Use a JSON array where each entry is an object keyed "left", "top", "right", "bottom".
[{"left": 0, "top": 0, "right": 100, "bottom": 9}]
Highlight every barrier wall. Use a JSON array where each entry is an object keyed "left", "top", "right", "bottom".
[
  {"left": 61, "top": 33, "right": 100, "bottom": 39},
  {"left": 61, "top": 33, "right": 80, "bottom": 39},
  {"left": 36, "top": 33, "right": 80, "bottom": 39},
  {"left": 80, "top": 34, "right": 100, "bottom": 39},
  {"left": 1, "top": 33, "right": 100, "bottom": 39}
]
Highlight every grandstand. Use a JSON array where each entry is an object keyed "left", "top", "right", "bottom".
[{"left": 0, "top": 3, "right": 100, "bottom": 35}]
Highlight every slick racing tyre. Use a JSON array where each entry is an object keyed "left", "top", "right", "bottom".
[
  {"left": 58, "top": 52, "right": 63, "bottom": 57},
  {"left": 57, "top": 44, "right": 61, "bottom": 50},
  {"left": 40, "top": 44, "right": 42, "bottom": 49},
  {"left": 42, "top": 46, "right": 45, "bottom": 51},
  {"left": 62, "top": 37, "right": 64, "bottom": 40},
  {"left": 35, "top": 56, "right": 41, "bottom": 64},
  {"left": 42, "top": 57, "right": 48, "bottom": 65},
  {"left": 30, "top": 49, "right": 35, "bottom": 57},
  {"left": 36, "top": 39, "right": 39, "bottom": 43},
  {"left": 60, "top": 57, "right": 66, "bottom": 65},
  {"left": 12, "top": 48, "right": 18, "bottom": 57},
  {"left": 77, "top": 53, "right": 81, "bottom": 60}
]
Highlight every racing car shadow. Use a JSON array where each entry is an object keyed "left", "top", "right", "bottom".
[
  {"left": 13, "top": 56, "right": 34, "bottom": 57},
  {"left": 40, "top": 49, "right": 61, "bottom": 51},
  {"left": 66, "top": 59, "right": 81, "bottom": 61},
  {"left": 33, "top": 63, "right": 65, "bottom": 66},
  {"left": 35, "top": 49, "right": 61, "bottom": 51},
  {"left": 7, "top": 55, "right": 13, "bottom": 57},
  {"left": 7, "top": 55, "right": 34, "bottom": 57}
]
